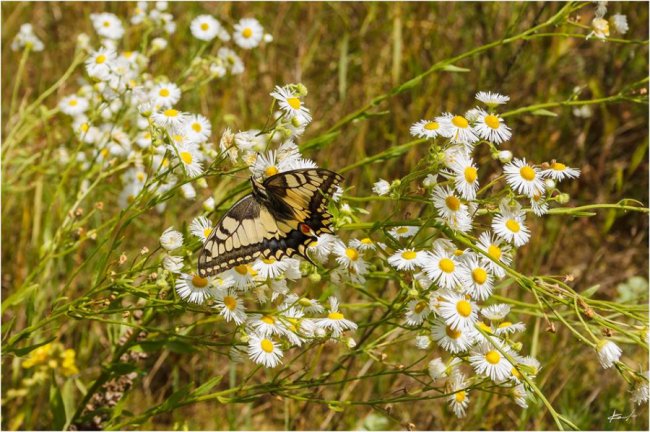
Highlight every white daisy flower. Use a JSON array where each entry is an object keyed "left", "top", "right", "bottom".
[
  {"left": 228, "top": 264, "right": 258, "bottom": 291},
  {"left": 190, "top": 15, "right": 227, "bottom": 41},
  {"left": 495, "top": 321, "right": 526, "bottom": 336},
  {"left": 307, "top": 233, "right": 336, "bottom": 263},
  {"left": 492, "top": 208, "right": 531, "bottom": 247},
  {"left": 350, "top": 237, "right": 376, "bottom": 252},
  {"left": 409, "top": 119, "right": 442, "bottom": 139},
  {"left": 11, "top": 23, "right": 44, "bottom": 52},
  {"left": 481, "top": 304, "right": 511, "bottom": 322},
  {"left": 162, "top": 254, "right": 184, "bottom": 273},
  {"left": 247, "top": 314, "right": 289, "bottom": 337},
  {"left": 404, "top": 299, "right": 431, "bottom": 326},
  {"left": 503, "top": 158, "right": 545, "bottom": 198},
  {"left": 428, "top": 358, "right": 447, "bottom": 380},
  {"left": 497, "top": 150, "right": 513, "bottom": 163},
  {"left": 175, "top": 142, "right": 203, "bottom": 177},
  {"left": 183, "top": 114, "right": 211, "bottom": 143},
  {"left": 175, "top": 273, "right": 213, "bottom": 304},
  {"left": 431, "top": 185, "right": 468, "bottom": 220},
  {"left": 415, "top": 335, "right": 431, "bottom": 349},
  {"left": 282, "top": 258, "right": 302, "bottom": 280},
  {"left": 280, "top": 157, "right": 318, "bottom": 171},
  {"left": 448, "top": 372, "right": 470, "bottom": 418},
  {"left": 189, "top": 216, "right": 213, "bottom": 241},
  {"left": 151, "top": 82, "right": 181, "bottom": 109},
  {"left": 445, "top": 152, "right": 479, "bottom": 200},
  {"left": 422, "top": 248, "right": 462, "bottom": 290},
  {"left": 247, "top": 334, "right": 283, "bottom": 368},
  {"left": 512, "top": 383, "right": 530, "bottom": 408},
  {"left": 372, "top": 179, "right": 391, "bottom": 196},
  {"left": 476, "top": 231, "right": 512, "bottom": 278},
  {"left": 85, "top": 47, "right": 117, "bottom": 80},
  {"left": 59, "top": 95, "right": 89, "bottom": 116},
  {"left": 435, "top": 112, "right": 479, "bottom": 146},
  {"left": 91, "top": 13, "right": 124, "bottom": 40},
  {"left": 218, "top": 47, "right": 244, "bottom": 74},
  {"left": 332, "top": 240, "right": 367, "bottom": 275},
  {"left": 389, "top": 225, "right": 418, "bottom": 239},
  {"left": 631, "top": 380, "right": 649, "bottom": 406},
  {"left": 596, "top": 339, "right": 622, "bottom": 369},
  {"left": 460, "top": 255, "right": 493, "bottom": 301},
  {"left": 233, "top": 18, "right": 264, "bottom": 49},
  {"left": 213, "top": 289, "right": 246, "bottom": 325},
  {"left": 270, "top": 85, "right": 312, "bottom": 124},
  {"left": 388, "top": 249, "right": 427, "bottom": 271},
  {"left": 151, "top": 37, "right": 168, "bottom": 51},
  {"left": 473, "top": 109, "right": 512, "bottom": 144},
  {"left": 315, "top": 297, "right": 357, "bottom": 337},
  {"left": 160, "top": 227, "right": 183, "bottom": 250},
  {"left": 530, "top": 193, "right": 549, "bottom": 216},
  {"left": 438, "top": 292, "right": 479, "bottom": 331},
  {"left": 234, "top": 129, "right": 266, "bottom": 152},
  {"left": 541, "top": 161, "right": 580, "bottom": 181},
  {"left": 611, "top": 13, "right": 629, "bottom": 35},
  {"left": 475, "top": 91, "right": 510, "bottom": 107},
  {"left": 469, "top": 341, "right": 513, "bottom": 382},
  {"left": 331, "top": 185, "right": 343, "bottom": 202},
  {"left": 253, "top": 257, "right": 288, "bottom": 280},
  {"left": 152, "top": 108, "right": 187, "bottom": 132},
  {"left": 295, "top": 296, "right": 325, "bottom": 314},
  {"left": 181, "top": 183, "right": 196, "bottom": 200},
  {"left": 251, "top": 151, "right": 280, "bottom": 178}
]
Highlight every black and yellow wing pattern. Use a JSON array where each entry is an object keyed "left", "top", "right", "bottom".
[{"left": 197, "top": 168, "right": 343, "bottom": 277}]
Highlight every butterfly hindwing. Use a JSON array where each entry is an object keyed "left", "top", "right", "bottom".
[{"left": 198, "top": 168, "right": 343, "bottom": 277}]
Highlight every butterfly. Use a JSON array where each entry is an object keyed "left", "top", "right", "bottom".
[{"left": 197, "top": 168, "right": 343, "bottom": 278}]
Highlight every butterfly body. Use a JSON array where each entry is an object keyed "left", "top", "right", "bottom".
[{"left": 198, "top": 168, "right": 343, "bottom": 277}]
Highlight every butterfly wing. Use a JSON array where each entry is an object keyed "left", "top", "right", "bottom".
[
  {"left": 263, "top": 168, "right": 343, "bottom": 258},
  {"left": 197, "top": 195, "right": 283, "bottom": 277}
]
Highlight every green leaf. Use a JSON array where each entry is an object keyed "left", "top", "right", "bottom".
[
  {"left": 190, "top": 376, "right": 223, "bottom": 397},
  {"left": 581, "top": 284, "right": 601, "bottom": 298},
  {"left": 155, "top": 385, "right": 192, "bottom": 413},
  {"left": 531, "top": 109, "right": 558, "bottom": 117},
  {"left": 50, "top": 378, "right": 67, "bottom": 430},
  {"left": 442, "top": 64, "right": 470, "bottom": 73}
]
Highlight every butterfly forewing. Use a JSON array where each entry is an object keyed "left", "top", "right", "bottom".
[{"left": 198, "top": 168, "right": 343, "bottom": 277}]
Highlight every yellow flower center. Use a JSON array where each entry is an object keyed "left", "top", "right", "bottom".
[
  {"left": 286, "top": 97, "right": 301, "bottom": 109},
  {"left": 519, "top": 165, "right": 536, "bottom": 181},
  {"left": 234, "top": 264, "right": 248, "bottom": 275},
  {"left": 477, "top": 321, "right": 492, "bottom": 333},
  {"left": 200, "top": 23, "right": 209, "bottom": 31},
  {"left": 464, "top": 166, "right": 477, "bottom": 183},
  {"left": 164, "top": 109, "right": 178, "bottom": 117},
  {"left": 191, "top": 275, "right": 208, "bottom": 288},
  {"left": 308, "top": 240, "right": 319, "bottom": 248},
  {"left": 498, "top": 321, "right": 512, "bottom": 328},
  {"left": 123, "top": 51, "right": 133, "bottom": 58},
  {"left": 551, "top": 162, "right": 566, "bottom": 171},
  {"left": 488, "top": 244, "right": 502, "bottom": 260},
  {"left": 203, "top": 227, "right": 213, "bottom": 238},
  {"left": 261, "top": 315, "right": 275, "bottom": 324},
  {"left": 451, "top": 115, "right": 469, "bottom": 129},
  {"left": 424, "top": 121, "right": 439, "bottom": 130},
  {"left": 328, "top": 311, "right": 344, "bottom": 320},
  {"left": 191, "top": 122, "right": 202, "bottom": 132},
  {"left": 445, "top": 325, "right": 462, "bottom": 339},
  {"left": 396, "top": 227, "right": 409, "bottom": 234},
  {"left": 401, "top": 250, "right": 417, "bottom": 260},
  {"left": 456, "top": 300, "right": 472, "bottom": 317},
  {"left": 223, "top": 295, "right": 237, "bottom": 310},
  {"left": 455, "top": 391, "right": 466, "bottom": 403},
  {"left": 242, "top": 27, "right": 253, "bottom": 38},
  {"left": 264, "top": 166, "right": 279, "bottom": 177},
  {"left": 438, "top": 258, "right": 455, "bottom": 273},
  {"left": 511, "top": 367, "right": 522, "bottom": 379},
  {"left": 505, "top": 219, "right": 520, "bottom": 233},
  {"left": 103, "top": 20, "right": 110, "bottom": 28},
  {"left": 484, "top": 114, "right": 500, "bottom": 129},
  {"left": 414, "top": 300, "right": 427, "bottom": 314},
  {"left": 454, "top": 249, "right": 464, "bottom": 256},
  {"left": 472, "top": 268, "right": 487, "bottom": 284},
  {"left": 180, "top": 151, "right": 193, "bottom": 165},
  {"left": 445, "top": 195, "right": 461, "bottom": 211},
  {"left": 68, "top": 99, "right": 78, "bottom": 106},
  {"left": 136, "top": 172, "right": 146, "bottom": 182},
  {"left": 485, "top": 350, "right": 501, "bottom": 365},
  {"left": 360, "top": 237, "right": 373, "bottom": 244},
  {"left": 345, "top": 248, "right": 359, "bottom": 261},
  {"left": 260, "top": 338, "right": 274, "bottom": 353},
  {"left": 100, "top": 148, "right": 109, "bottom": 158},
  {"left": 95, "top": 54, "right": 106, "bottom": 64},
  {"left": 80, "top": 122, "right": 90, "bottom": 133},
  {"left": 159, "top": 89, "right": 170, "bottom": 98},
  {"left": 262, "top": 258, "right": 276, "bottom": 264}
]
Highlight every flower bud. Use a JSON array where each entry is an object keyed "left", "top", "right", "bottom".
[
  {"left": 557, "top": 193, "right": 570, "bottom": 204},
  {"left": 498, "top": 150, "right": 513, "bottom": 163}
]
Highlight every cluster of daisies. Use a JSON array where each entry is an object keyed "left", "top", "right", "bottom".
[
  {"left": 46, "top": 5, "right": 270, "bottom": 212},
  {"left": 163, "top": 84, "right": 370, "bottom": 368},
  {"left": 369, "top": 90, "right": 586, "bottom": 417}
]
